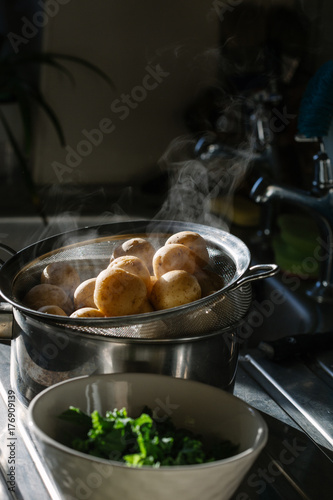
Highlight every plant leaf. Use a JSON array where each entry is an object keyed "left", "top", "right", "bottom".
[
  {"left": 11, "top": 85, "right": 33, "bottom": 155},
  {"left": 46, "top": 52, "right": 115, "bottom": 88},
  {"left": 26, "top": 83, "right": 66, "bottom": 146},
  {"left": 11, "top": 54, "right": 77, "bottom": 86},
  {"left": 9, "top": 51, "right": 114, "bottom": 89}
]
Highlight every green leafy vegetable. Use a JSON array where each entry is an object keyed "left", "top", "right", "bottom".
[{"left": 58, "top": 406, "right": 239, "bottom": 467}]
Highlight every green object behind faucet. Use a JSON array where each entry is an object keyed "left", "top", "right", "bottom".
[{"left": 272, "top": 213, "right": 319, "bottom": 278}]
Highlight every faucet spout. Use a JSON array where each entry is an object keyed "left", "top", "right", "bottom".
[
  {"left": 251, "top": 177, "right": 310, "bottom": 206},
  {"left": 250, "top": 176, "right": 333, "bottom": 303}
]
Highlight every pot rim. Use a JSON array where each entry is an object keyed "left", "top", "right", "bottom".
[{"left": 13, "top": 306, "right": 245, "bottom": 344}]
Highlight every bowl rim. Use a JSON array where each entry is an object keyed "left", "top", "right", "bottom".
[{"left": 28, "top": 373, "right": 268, "bottom": 472}]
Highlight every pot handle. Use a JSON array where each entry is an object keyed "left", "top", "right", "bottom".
[
  {"left": 0, "top": 244, "right": 15, "bottom": 340},
  {"left": 234, "top": 263, "right": 279, "bottom": 288},
  {"left": 0, "top": 302, "right": 13, "bottom": 340}
]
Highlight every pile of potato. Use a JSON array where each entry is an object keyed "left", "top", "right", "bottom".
[{"left": 23, "top": 231, "right": 224, "bottom": 318}]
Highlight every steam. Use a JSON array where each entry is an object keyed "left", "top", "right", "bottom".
[{"left": 154, "top": 132, "right": 255, "bottom": 230}]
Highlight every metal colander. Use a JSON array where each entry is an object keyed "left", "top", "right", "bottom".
[{"left": 0, "top": 220, "right": 278, "bottom": 340}]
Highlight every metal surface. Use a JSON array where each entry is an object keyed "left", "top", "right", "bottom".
[
  {"left": 234, "top": 353, "right": 333, "bottom": 499},
  {"left": 240, "top": 350, "right": 333, "bottom": 456}
]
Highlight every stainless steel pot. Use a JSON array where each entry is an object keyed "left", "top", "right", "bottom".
[
  {"left": 11, "top": 308, "right": 241, "bottom": 407},
  {"left": 0, "top": 220, "right": 278, "bottom": 406}
]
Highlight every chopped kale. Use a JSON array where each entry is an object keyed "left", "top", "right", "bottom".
[{"left": 58, "top": 406, "right": 238, "bottom": 467}]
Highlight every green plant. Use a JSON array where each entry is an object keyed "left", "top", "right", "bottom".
[{"left": 0, "top": 36, "right": 113, "bottom": 223}]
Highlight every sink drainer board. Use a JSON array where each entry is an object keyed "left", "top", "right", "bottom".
[{"left": 239, "top": 350, "right": 333, "bottom": 455}]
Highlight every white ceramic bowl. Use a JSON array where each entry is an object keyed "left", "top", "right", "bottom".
[{"left": 28, "top": 373, "right": 268, "bottom": 500}]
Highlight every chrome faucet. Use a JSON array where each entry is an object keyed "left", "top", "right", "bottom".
[{"left": 250, "top": 139, "right": 333, "bottom": 303}]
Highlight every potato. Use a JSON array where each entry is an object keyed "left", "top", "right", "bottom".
[
  {"left": 23, "top": 284, "right": 73, "bottom": 315},
  {"left": 112, "top": 237, "right": 155, "bottom": 272},
  {"left": 193, "top": 268, "right": 224, "bottom": 297},
  {"left": 108, "top": 256, "right": 152, "bottom": 293},
  {"left": 148, "top": 275, "right": 158, "bottom": 297},
  {"left": 74, "top": 278, "right": 97, "bottom": 310},
  {"left": 38, "top": 305, "right": 67, "bottom": 316},
  {"left": 94, "top": 267, "right": 147, "bottom": 316},
  {"left": 137, "top": 298, "right": 155, "bottom": 313},
  {"left": 41, "top": 262, "right": 80, "bottom": 297},
  {"left": 165, "top": 231, "right": 209, "bottom": 267},
  {"left": 153, "top": 243, "right": 197, "bottom": 279},
  {"left": 70, "top": 307, "right": 105, "bottom": 318},
  {"left": 150, "top": 270, "right": 201, "bottom": 310}
]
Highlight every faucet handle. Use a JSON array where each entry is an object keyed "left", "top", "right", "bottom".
[
  {"left": 295, "top": 136, "right": 333, "bottom": 190},
  {"left": 312, "top": 143, "right": 333, "bottom": 191},
  {"left": 295, "top": 134, "right": 319, "bottom": 143}
]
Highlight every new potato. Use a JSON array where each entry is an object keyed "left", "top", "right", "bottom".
[
  {"left": 74, "top": 278, "right": 97, "bottom": 310},
  {"left": 153, "top": 243, "right": 197, "bottom": 278},
  {"left": 70, "top": 307, "right": 105, "bottom": 318},
  {"left": 150, "top": 270, "right": 201, "bottom": 310},
  {"left": 23, "top": 284, "right": 73, "bottom": 315},
  {"left": 165, "top": 231, "right": 209, "bottom": 267},
  {"left": 112, "top": 237, "right": 155, "bottom": 272},
  {"left": 41, "top": 262, "right": 80, "bottom": 297},
  {"left": 94, "top": 267, "right": 147, "bottom": 317},
  {"left": 108, "top": 256, "right": 152, "bottom": 293},
  {"left": 38, "top": 305, "right": 67, "bottom": 316},
  {"left": 137, "top": 299, "right": 155, "bottom": 314},
  {"left": 193, "top": 268, "right": 225, "bottom": 297}
]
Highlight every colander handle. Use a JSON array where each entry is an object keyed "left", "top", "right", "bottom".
[{"left": 235, "top": 263, "right": 279, "bottom": 288}]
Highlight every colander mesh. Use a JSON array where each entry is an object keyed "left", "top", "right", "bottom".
[{"left": 9, "top": 224, "right": 253, "bottom": 340}]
